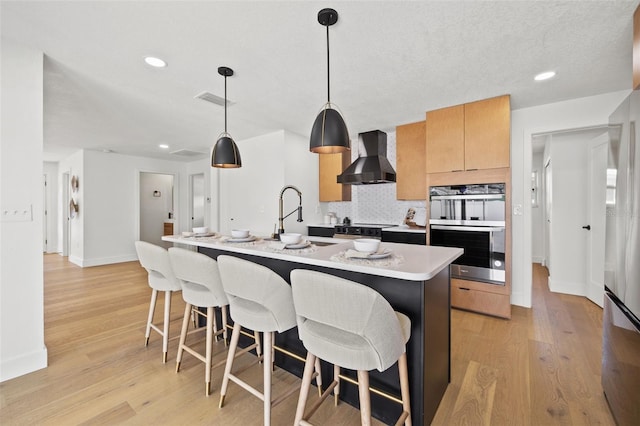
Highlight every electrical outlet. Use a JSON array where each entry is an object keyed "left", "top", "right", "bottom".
[
  {"left": 513, "top": 204, "right": 523, "bottom": 216},
  {"left": 1, "top": 205, "right": 33, "bottom": 222}
]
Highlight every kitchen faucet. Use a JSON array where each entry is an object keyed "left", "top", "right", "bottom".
[{"left": 277, "top": 185, "right": 303, "bottom": 237}]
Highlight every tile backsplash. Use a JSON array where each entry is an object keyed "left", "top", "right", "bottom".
[{"left": 326, "top": 131, "right": 426, "bottom": 225}]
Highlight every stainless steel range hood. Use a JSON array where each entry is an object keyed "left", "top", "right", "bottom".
[{"left": 337, "top": 130, "right": 396, "bottom": 185}]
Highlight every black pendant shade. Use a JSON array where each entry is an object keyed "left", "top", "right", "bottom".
[
  {"left": 211, "top": 66, "right": 241, "bottom": 168},
  {"left": 310, "top": 105, "right": 350, "bottom": 154},
  {"left": 212, "top": 134, "right": 241, "bottom": 168},
  {"left": 310, "top": 8, "right": 350, "bottom": 154}
]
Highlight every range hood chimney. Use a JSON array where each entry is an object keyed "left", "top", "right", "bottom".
[{"left": 337, "top": 130, "right": 396, "bottom": 185}]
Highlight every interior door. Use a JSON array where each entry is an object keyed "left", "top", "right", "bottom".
[
  {"left": 586, "top": 133, "right": 608, "bottom": 307},
  {"left": 190, "top": 173, "right": 205, "bottom": 229},
  {"left": 544, "top": 159, "right": 552, "bottom": 273}
]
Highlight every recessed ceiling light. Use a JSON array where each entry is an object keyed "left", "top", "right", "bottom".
[
  {"left": 534, "top": 71, "right": 556, "bottom": 81},
  {"left": 144, "top": 56, "right": 167, "bottom": 68},
  {"left": 159, "top": 144, "right": 169, "bottom": 149}
]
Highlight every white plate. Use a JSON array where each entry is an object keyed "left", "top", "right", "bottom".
[
  {"left": 367, "top": 250, "right": 391, "bottom": 259},
  {"left": 285, "top": 240, "right": 311, "bottom": 249},
  {"left": 193, "top": 232, "right": 216, "bottom": 237},
  {"left": 226, "top": 235, "right": 256, "bottom": 243}
]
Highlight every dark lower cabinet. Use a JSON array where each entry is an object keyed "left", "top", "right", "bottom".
[
  {"left": 382, "top": 231, "right": 426, "bottom": 245},
  {"left": 307, "top": 226, "right": 335, "bottom": 238}
]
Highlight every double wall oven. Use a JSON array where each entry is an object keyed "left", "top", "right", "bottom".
[{"left": 429, "top": 184, "right": 506, "bottom": 285}]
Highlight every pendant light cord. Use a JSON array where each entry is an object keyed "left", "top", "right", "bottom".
[
  {"left": 326, "top": 23, "right": 330, "bottom": 104},
  {"left": 224, "top": 75, "right": 228, "bottom": 133}
]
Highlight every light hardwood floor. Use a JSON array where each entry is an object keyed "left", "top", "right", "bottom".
[{"left": 0, "top": 256, "right": 614, "bottom": 425}]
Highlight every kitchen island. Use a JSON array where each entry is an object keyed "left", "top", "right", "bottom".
[{"left": 162, "top": 234, "right": 462, "bottom": 425}]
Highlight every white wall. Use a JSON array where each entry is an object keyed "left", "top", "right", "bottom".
[
  {"left": 58, "top": 150, "right": 84, "bottom": 264},
  {"left": 0, "top": 38, "right": 47, "bottom": 381},
  {"left": 511, "top": 89, "right": 629, "bottom": 308},
  {"left": 218, "top": 130, "right": 322, "bottom": 236},
  {"left": 53, "top": 150, "right": 211, "bottom": 266}
]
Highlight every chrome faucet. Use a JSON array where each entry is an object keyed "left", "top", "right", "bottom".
[{"left": 278, "top": 185, "right": 303, "bottom": 237}]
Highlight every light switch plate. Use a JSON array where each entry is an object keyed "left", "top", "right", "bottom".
[{"left": 1, "top": 205, "right": 33, "bottom": 222}]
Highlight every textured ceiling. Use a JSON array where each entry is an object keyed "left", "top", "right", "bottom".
[{"left": 1, "top": 1, "right": 638, "bottom": 162}]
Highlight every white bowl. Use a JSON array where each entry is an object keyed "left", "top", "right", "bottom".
[
  {"left": 353, "top": 238, "right": 380, "bottom": 253},
  {"left": 192, "top": 226, "right": 208, "bottom": 234},
  {"left": 279, "top": 233, "right": 302, "bottom": 245},
  {"left": 182, "top": 231, "right": 195, "bottom": 237},
  {"left": 231, "top": 229, "right": 250, "bottom": 238}
]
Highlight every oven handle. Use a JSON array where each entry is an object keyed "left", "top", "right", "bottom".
[{"left": 430, "top": 225, "right": 505, "bottom": 232}]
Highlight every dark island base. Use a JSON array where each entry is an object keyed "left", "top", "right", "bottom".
[{"left": 199, "top": 247, "right": 451, "bottom": 425}]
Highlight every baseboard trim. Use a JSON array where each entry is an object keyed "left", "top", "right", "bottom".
[
  {"left": 68, "top": 254, "right": 138, "bottom": 268},
  {"left": 548, "top": 276, "right": 586, "bottom": 296},
  {"left": 0, "top": 346, "right": 48, "bottom": 382}
]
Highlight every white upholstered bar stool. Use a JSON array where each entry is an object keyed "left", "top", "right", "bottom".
[
  {"left": 216, "top": 255, "right": 322, "bottom": 426},
  {"left": 134, "top": 241, "right": 182, "bottom": 363},
  {"left": 168, "top": 247, "right": 229, "bottom": 396},
  {"left": 290, "top": 269, "right": 412, "bottom": 426}
]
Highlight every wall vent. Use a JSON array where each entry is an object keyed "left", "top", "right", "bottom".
[
  {"left": 194, "top": 91, "right": 235, "bottom": 107},
  {"left": 170, "top": 149, "right": 207, "bottom": 157}
]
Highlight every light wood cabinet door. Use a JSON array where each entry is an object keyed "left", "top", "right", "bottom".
[
  {"left": 319, "top": 152, "right": 351, "bottom": 202},
  {"left": 464, "top": 95, "right": 510, "bottom": 170},
  {"left": 425, "top": 104, "right": 465, "bottom": 173},
  {"left": 396, "top": 120, "right": 426, "bottom": 200}
]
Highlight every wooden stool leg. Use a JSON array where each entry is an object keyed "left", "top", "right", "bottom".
[
  {"left": 205, "top": 306, "right": 214, "bottom": 396},
  {"left": 294, "top": 351, "right": 316, "bottom": 425},
  {"left": 254, "top": 330, "right": 262, "bottom": 362},
  {"left": 334, "top": 364, "right": 341, "bottom": 406},
  {"left": 357, "top": 370, "right": 372, "bottom": 426},
  {"left": 175, "top": 303, "right": 191, "bottom": 372},
  {"left": 212, "top": 305, "right": 219, "bottom": 341},
  {"left": 398, "top": 352, "right": 412, "bottom": 426},
  {"left": 263, "top": 331, "right": 273, "bottom": 426},
  {"left": 162, "top": 291, "right": 172, "bottom": 363},
  {"left": 145, "top": 289, "right": 158, "bottom": 346},
  {"left": 221, "top": 305, "right": 228, "bottom": 345},
  {"left": 315, "top": 357, "right": 323, "bottom": 397},
  {"left": 219, "top": 322, "right": 241, "bottom": 408}
]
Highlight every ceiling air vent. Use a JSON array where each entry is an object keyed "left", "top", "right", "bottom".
[
  {"left": 170, "top": 149, "right": 207, "bottom": 158},
  {"left": 194, "top": 91, "right": 235, "bottom": 107}
]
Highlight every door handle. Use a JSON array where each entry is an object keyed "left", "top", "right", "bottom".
[{"left": 582, "top": 225, "right": 591, "bottom": 230}]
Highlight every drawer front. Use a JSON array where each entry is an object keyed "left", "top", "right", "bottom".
[
  {"left": 307, "top": 226, "right": 335, "bottom": 238},
  {"left": 381, "top": 231, "right": 426, "bottom": 245},
  {"left": 451, "top": 282, "right": 511, "bottom": 318}
]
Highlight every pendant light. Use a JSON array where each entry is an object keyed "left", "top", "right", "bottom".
[
  {"left": 211, "top": 66, "right": 242, "bottom": 168},
  {"left": 309, "top": 8, "right": 350, "bottom": 154}
]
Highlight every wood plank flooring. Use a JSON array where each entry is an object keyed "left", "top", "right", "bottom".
[{"left": 0, "top": 256, "right": 614, "bottom": 425}]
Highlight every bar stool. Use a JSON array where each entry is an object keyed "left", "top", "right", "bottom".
[
  {"left": 290, "top": 269, "right": 412, "bottom": 426},
  {"left": 134, "top": 241, "right": 182, "bottom": 363},
  {"left": 168, "top": 247, "right": 229, "bottom": 396},
  {"left": 216, "top": 255, "right": 322, "bottom": 426}
]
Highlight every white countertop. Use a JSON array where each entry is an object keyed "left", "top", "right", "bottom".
[{"left": 162, "top": 234, "right": 461, "bottom": 282}]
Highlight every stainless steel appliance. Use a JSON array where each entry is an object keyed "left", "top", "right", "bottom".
[
  {"left": 429, "top": 184, "right": 506, "bottom": 285},
  {"left": 334, "top": 223, "right": 391, "bottom": 239},
  {"left": 602, "top": 91, "right": 640, "bottom": 425}
]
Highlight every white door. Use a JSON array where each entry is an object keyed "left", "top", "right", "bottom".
[
  {"left": 544, "top": 159, "right": 552, "bottom": 273},
  {"left": 586, "top": 133, "right": 609, "bottom": 307},
  {"left": 190, "top": 173, "right": 205, "bottom": 229}
]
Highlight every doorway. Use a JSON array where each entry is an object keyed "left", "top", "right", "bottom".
[
  {"left": 139, "top": 172, "right": 175, "bottom": 248},
  {"left": 189, "top": 173, "right": 205, "bottom": 230},
  {"left": 532, "top": 126, "right": 608, "bottom": 299}
]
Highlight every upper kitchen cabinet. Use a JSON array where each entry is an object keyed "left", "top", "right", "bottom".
[
  {"left": 464, "top": 95, "right": 511, "bottom": 170},
  {"left": 426, "top": 95, "right": 511, "bottom": 173},
  {"left": 319, "top": 152, "right": 352, "bottom": 202},
  {"left": 425, "top": 105, "right": 465, "bottom": 173},
  {"left": 396, "top": 120, "right": 426, "bottom": 200}
]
